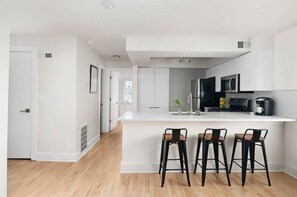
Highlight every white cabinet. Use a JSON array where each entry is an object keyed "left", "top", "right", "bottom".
[
  {"left": 138, "top": 68, "right": 169, "bottom": 112},
  {"left": 138, "top": 68, "right": 154, "bottom": 108},
  {"left": 206, "top": 36, "right": 274, "bottom": 91},
  {"left": 274, "top": 25, "right": 297, "bottom": 90}
]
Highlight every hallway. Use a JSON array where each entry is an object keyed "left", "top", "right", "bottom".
[{"left": 8, "top": 125, "right": 297, "bottom": 197}]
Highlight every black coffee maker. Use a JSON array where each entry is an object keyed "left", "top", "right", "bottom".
[{"left": 255, "top": 97, "right": 274, "bottom": 116}]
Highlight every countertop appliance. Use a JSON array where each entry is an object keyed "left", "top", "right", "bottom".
[
  {"left": 191, "top": 77, "right": 223, "bottom": 111},
  {"left": 205, "top": 98, "right": 251, "bottom": 112},
  {"left": 221, "top": 74, "right": 240, "bottom": 93},
  {"left": 255, "top": 97, "right": 273, "bottom": 116}
]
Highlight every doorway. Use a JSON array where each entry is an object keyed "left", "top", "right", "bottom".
[
  {"left": 109, "top": 71, "right": 120, "bottom": 130},
  {"left": 108, "top": 70, "right": 133, "bottom": 131},
  {"left": 8, "top": 48, "right": 37, "bottom": 159}
]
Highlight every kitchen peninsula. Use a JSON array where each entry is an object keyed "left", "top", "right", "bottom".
[{"left": 119, "top": 111, "right": 295, "bottom": 173}]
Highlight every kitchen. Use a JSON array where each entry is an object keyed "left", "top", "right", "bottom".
[
  {"left": 2, "top": 0, "right": 297, "bottom": 196},
  {"left": 120, "top": 32, "right": 297, "bottom": 190}
]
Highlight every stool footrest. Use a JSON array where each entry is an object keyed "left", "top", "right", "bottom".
[
  {"left": 232, "top": 158, "right": 266, "bottom": 168},
  {"left": 166, "top": 168, "right": 186, "bottom": 171},
  {"left": 196, "top": 159, "right": 226, "bottom": 167}
]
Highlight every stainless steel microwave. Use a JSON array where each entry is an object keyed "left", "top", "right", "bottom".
[{"left": 221, "top": 74, "right": 240, "bottom": 92}]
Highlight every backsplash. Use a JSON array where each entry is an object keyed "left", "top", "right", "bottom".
[{"left": 226, "top": 90, "right": 297, "bottom": 118}]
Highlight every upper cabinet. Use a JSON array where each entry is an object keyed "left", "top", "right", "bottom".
[
  {"left": 138, "top": 68, "right": 169, "bottom": 112},
  {"left": 274, "top": 25, "right": 297, "bottom": 90},
  {"left": 206, "top": 36, "right": 274, "bottom": 92}
]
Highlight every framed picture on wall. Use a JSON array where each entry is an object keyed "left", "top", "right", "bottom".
[{"left": 90, "top": 65, "right": 98, "bottom": 93}]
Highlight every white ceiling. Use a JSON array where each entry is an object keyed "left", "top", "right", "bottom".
[{"left": 8, "top": 0, "right": 297, "bottom": 60}]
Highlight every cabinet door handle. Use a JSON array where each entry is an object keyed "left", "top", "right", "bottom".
[{"left": 20, "top": 109, "right": 30, "bottom": 113}]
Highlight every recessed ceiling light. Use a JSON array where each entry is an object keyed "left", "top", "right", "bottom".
[
  {"left": 179, "top": 57, "right": 191, "bottom": 64},
  {"left": 88, "top": 41, "right": 94, "bottom": 45},
  {"left": 113, "top": 55, "right": 120, "bottom": 58},
  {"left": 101, "top": 0, "right": 115, "bottom": 9}
]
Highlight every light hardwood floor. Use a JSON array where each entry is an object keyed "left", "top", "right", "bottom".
[{"left": 8, "top": 125, "right": 297, "bottom": 197}]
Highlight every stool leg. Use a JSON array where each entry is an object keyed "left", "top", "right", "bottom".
[
  {"left": 182, "top": 141, "right": 191, "bottom": 186},
  {"left": 158, "top": 139, "right": 165, "bottom": 174},
  {"left": 161, "top": 141, "right": 170, "bottom": 187},
  {"left": 250, "top": 142, "right": 255, "bottom": 174},
  {"left": 202, "top": 140, "right": 209, "bottom": 186},
  {"left": 229, "top": 138, "right": 238, "bottom": 173},
  {"left": 178, "top": 142, "right": 184, "bottom": 174},
  {"left": 213, "top": 141, "right": 219, "bottom": 173},
  {"left": 194, "top": 138, "right": 201, "bottom": 174},
  {"left": 221, "top": 140, "right": 231, "bottom": 186},
  {"left": 261, "top": 141, "right": 271, "bottom": 186},
  {"left": 242, "top": 140, "right": 250, "bottom": 186}
]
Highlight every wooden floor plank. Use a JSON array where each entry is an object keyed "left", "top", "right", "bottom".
[{"left": 8, "top": 125, "right": 297, "bottom": 197}]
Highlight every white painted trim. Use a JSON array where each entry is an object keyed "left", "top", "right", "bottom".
[
  {"left": 9, "top": 47, "right": 38, "bottom": 160},
  {"left": 34, "top": 152, "right": 78, "bottom": 162},
  {"left": 132, "top": 65, "right": 138, "bottom": 112},
  {"left": 35, "top": 135, "right": 100, "bottom": 162},
  {"left": 284, "top": 164, "right": 297, "bottom": 179},
  {"left": 76, "top": 135, "right": 100, "bottom": 161}
]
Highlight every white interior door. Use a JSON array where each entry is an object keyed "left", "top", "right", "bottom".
[
  {"left": 110, "top": 71, "right": 120, "bottom": 130},
  {"left": 8, "top": 51, "right": 32, "bottom": 158}
]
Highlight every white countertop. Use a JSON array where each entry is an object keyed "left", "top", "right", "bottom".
[{"left": 119, "top": 111, "right": 296, "bottom": 122}]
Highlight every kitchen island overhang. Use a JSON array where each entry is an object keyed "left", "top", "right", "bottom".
[{"left": 119, "top": 111, "right": 295, "bottom": 173}]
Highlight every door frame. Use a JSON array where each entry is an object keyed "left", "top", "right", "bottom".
[
  {"left": 9, "top": 47, "right": 37, "bottom": 160},
  {"left": 101, "top": 68, "right": 132, "bottom": 132}
]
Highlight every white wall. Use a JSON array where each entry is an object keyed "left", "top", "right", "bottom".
[
  {"left": 10, "top": 36, "right": 104, "bottom": 161},
  {"left": 149, "top": 58, "right": 208, "bottom": 68},
  {"left": 11, "top": 36, "right": 78, "bottom": 160},
  {"left": 76, "top": 40, "right": 104, "bottom": 154},
  {"left": 274, "top": 25, "right": 297, "bottom": 90},
  {"left": 0, "top": 9, "right": 10, "bottom": 196}
]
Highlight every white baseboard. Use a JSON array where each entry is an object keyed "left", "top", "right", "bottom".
[
  {"left": 284, "top": 164, "right": 297, "bottom": 179},
  {"left": 76, "top": 135, "right": 100, "bottom": 161},
  {"left": 34, "top": 152, "right": 78, "bottom": 162},
  {"left": 34, "top": 135, "right": 100, "bottom": 162},
  {"left": 121, "top": 161, "right": 284, "bottom": 173}
]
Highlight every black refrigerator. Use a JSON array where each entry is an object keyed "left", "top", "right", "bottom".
[{"left": 191, "top": 77, "right": 223, "bottom": 111}]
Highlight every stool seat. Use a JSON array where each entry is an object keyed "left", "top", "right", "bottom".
[
  {"left": 198, "top": 133, "right": 225, "bottom": 141},
  {"left": 163, "top": 133, "right": 185, "bottom": 141},
  {"left": 235, "top": 134, "right": 265, "bottom": 141}
]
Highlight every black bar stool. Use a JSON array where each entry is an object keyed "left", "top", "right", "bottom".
[
  {"left": 229, "top": 129, "right": 271, "bottom": 186},
  {"left": 158, "top": 128, "right": 191, "bottom": 187},
  {"left": 193, "top": 128, "right": 231, "bottom": 186}
]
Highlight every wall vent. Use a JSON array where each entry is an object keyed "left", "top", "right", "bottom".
[
  {"left": 237, "top": 41, "right": 251, "bottom": 48},
  {"left": 81, "top": 125, "right": 88, "bottom": 152},
  {"left": 45, "top": 53, "right": 52, "bottom": 58}
]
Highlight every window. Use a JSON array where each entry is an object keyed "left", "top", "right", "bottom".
[{"left": 123, "top": 80, "right": 132, "bottom": 102}]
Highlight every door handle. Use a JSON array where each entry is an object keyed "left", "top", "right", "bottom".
[{"left": 20, "top": 109, "right": 30, "bottom": 113}]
